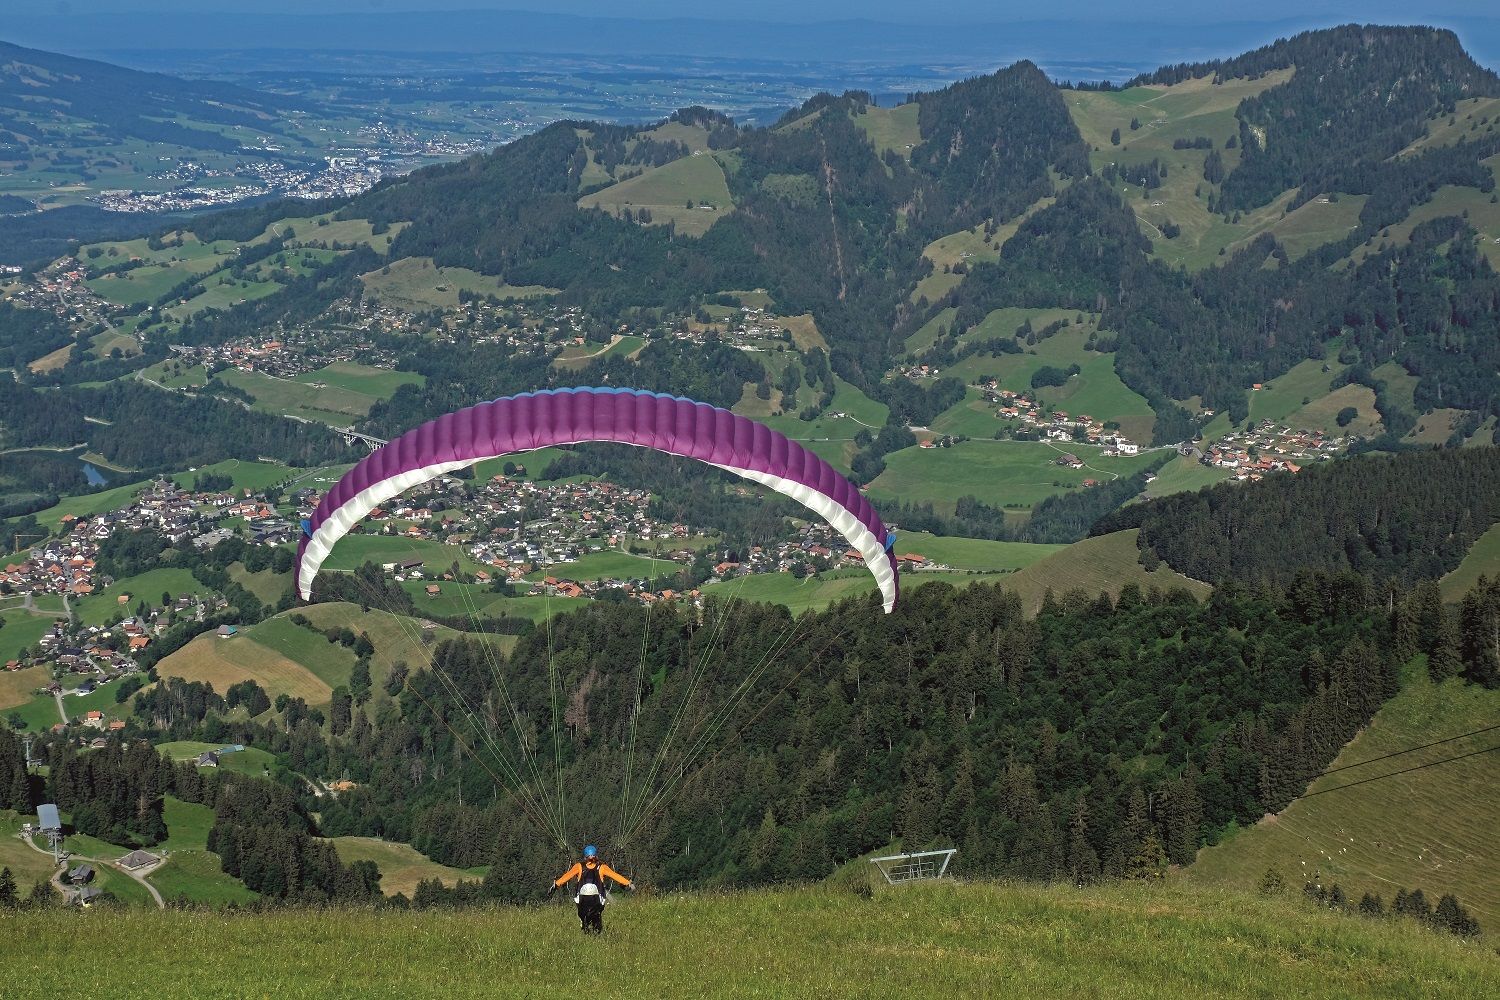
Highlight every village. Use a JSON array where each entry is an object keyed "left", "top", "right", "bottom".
[
  {"left": 0, "top": 459, "right": 955, "bottom": 695},
  {"left": 1190, "top": 418, "right": 1348, "bottom": 478},
  {"left": 976, "top": 381, "right": 1144, "bottom": 455}
]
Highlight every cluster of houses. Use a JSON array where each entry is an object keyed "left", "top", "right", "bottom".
[
  {"left": 979, "top": 383, "right": 1142, "bottom": 454},
  {"left": 1192, "top": 419, "right": 1344, "bottom": 477},
  {"left": 165, "top": 326, "right": 400, "bottom": 383},
  {"left": 898, "top": 362, "right": 944, "bottom": 380},
  {"left": 17, "top": 590, "right": 215, "bottom": 678}
]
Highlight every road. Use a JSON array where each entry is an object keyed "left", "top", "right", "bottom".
[{"left": 22, "top": 829, "right": 165, "bottom": 908}]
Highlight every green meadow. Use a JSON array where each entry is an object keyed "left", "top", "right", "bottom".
[{"left": 5, "top": 880, "right": 1494, "bottom": 998}]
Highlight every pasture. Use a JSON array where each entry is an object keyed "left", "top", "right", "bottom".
[
  {"left": 359, "top": 256, "right": 555, "bottom": 310},
  {"left": 156, "top": 632, "right": 334, "bottom": 707},
  {"left": 1187, "top": 659, "right": 1500, "bottom": 934},
  {"left": 1245, "top": 357, "right": 1348, "bottom": 427},
  {"left": 1286, "top": 383, "right": 1383, "bottom": 437},
  {"left": 0, "top": 663, "right": 49, "bottom": 711},
  {"left": 8, "top": 880, "right": 1494, "bottom": 997},
  {"left": 155, "top": 742, "right": 277, "bottom": 778},
  {"left": 998, "top": 529, "right": 1210, "bottom": 614},
  {"left": 1440, "top": 522, "right": 1500, "bottom": 601},
  {"left": 866, "top": 440, "right": 1159, "bottom": 516},
  {"left": 852, "top": 102, "right": 920, "bottom": 158},
  {"left": 328, "top": 836, "right": 485, "bottom": 898},
  {"left": 150, "top": 849, "right": 259, "bottom": 905},
  {"left": 577, "top": 153, "right": 734, "bottom": 237},
  {"left": 0, "top": 612, "right": 56, "bottom": 664},
  {"left": 1139, "top": 454, "right": 1230, "bottom": 499},
  {"left": 893, "top": 531, "right": 1064, "bottom": 572},
  {"left": 73, "top": 567, "right": 205, "bottom": 627}
]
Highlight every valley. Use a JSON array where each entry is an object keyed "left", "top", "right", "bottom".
[{"left": 0, "top": 19, "right": 1497, "bottom": 993}]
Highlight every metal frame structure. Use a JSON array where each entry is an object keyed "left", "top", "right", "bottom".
[{"left": 868, "top": 848, "right": 957, "bottom": 885}]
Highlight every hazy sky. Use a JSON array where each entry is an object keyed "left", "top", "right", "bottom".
[{"left": 39, "top": 1, "right": 1500, "bottom": 24}]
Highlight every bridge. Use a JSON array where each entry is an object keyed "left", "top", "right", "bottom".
[{"left": 337, "top": 427, "right": 388, "bottom": 450}]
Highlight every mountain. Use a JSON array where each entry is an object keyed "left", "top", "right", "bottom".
[
  {"left": 157, "top": 24, "right": 1500, "bottom": 457},
  {"left": 0, "top": 39, "right": 310, "bottom": 155}
]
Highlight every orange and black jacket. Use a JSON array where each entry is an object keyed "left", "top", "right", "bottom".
[{"left": 553, "top": 859, "right": 631, "bottom": 892}]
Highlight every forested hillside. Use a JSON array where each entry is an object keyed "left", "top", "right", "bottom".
[
  {"left": 91, "top": 567, "right": 1402, "bottom": 896},
  {"left": 110, "top": 24, "right": 1500, "bottom": 453},
  {"left": 1104, "top": 446, "right": 1500, "bottom": 588}
]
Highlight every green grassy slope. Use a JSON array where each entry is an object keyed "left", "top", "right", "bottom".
[
  {"left": 1000, "top": 529, "right": 1210, "bottom": 614},
  {"left": 1440, "top": 523, "right": 1500, "bottom": 601},
  {"left": 3, "top": 881, "right": 1494, "bottom": 998},
  {"left": 1187, "top": 661, "right": 1500, "bottom": 933}
]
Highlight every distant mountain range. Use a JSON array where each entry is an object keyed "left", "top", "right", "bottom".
[{"left": 7, "top": 11, "right": 1500, "bottom": 75}]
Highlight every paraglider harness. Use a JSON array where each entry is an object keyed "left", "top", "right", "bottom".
[
  {"left": 550, "top": 856, "right": 633, "bottom": 934},
  {"left": 574, "top": 863, "right": 607, "bottom": 933}
]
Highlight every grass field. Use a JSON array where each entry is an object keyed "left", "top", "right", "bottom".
[
  {"left": 156, "top": 632, "right": 334, "bottom": 707},
  {"left": 167, "top": 275, "right": 280, "bottom": 318},
  {"left": 577, "top": 153, "right": 734, "bottom": 237},
  {"left": 851, "top": 102, "right": 920, "bottom": 158},
  {"left": 168, "top": 458, "right": 310, "bottom": 494},
  {"left": 0, "top": 663, "right": 49, "bottom": 711},
  {"left": 894, "top": 531, "right": 1064, "bottom": 571},
  {"left": 909, "top": 199, "right": 1054, "bottom": 304},
  {"left": 73, "top": 567, "right": 205, "bottom": 626},
  {"left": 156, "top": 742, "right": 276, "bottom": 778},
  {"left": 328, "top": 836, "right": 485, "bottom": 897},
  {"left": 319, "top": 534, "right": 486, "bottom": 576},
  {"left": 1439, "top": 523, "right": 1500, "bottom": 601},
  {"left": 866, "top": 440, "right": 1159, "bottom": 517},
  {"left": 527, "top": 550, "right": 667, "bottom": 582},
  {"left": 215, "top": 363, "right": 421, "bottom": 425},
  {"left": 1345, "top": 174, "right": 1500, "bottom": 270},
  {"left": 0, "top": 810, "right": 64, "bottom": 888},
  {"left": 295, "top": 602, "right": 516, "bottom": 689},
  {"left": 229, "top": 562, "right": 291, "bottom": 604},
  {"left": 5, "top": 879, "right": 1494, "bottom": 997},
  {"left": 402, "top": 587, "right": 587, "bottom": 625},
  {"left": 157, "top": 796, "right": 217, "bottom": 851},
  {"left": 1285, "top": 384, "right": 1383, "bottom": 438},
  {"left": 359, "top": 256, "right": 555, "bottom": 310},
  {"left": 553, "top": 334, "right": 646, "bottom": 370},
  {"left": 701, "top": 571, "right": 878, "bottom": 614},
  {"left": 0, "top": 611, "right": 55, "bottom": 663},
  {"left": 1403, "top": 409, "right": 1468, "bottom": 447},
  {"left": 1187, "top": 659, "right": 1500, "bottom": 934},
  {"left": 1065, "top": 70, "right": 1310, "bottom": 269},
  {"left": 150, "top": 849, "right": 259, "bottom": 905},
  {"left": 999, "top": 529, "right": 1210, "bottom": 614},
  {"left": 1245, "top": 357, "right": 1348, "bottom": 427},
  {"left": 1140, "top": 454, "right": 1231, "bottom": 499}
]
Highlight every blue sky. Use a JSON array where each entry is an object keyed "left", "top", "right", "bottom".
[{"left": 47, "top": 2, "right": 1500, "bottom": 23}]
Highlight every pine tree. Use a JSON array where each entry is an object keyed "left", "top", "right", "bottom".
[
  {"left": 1358, "top": 892, "right": 1384, "bottom": 916},
  {"left": 1258, "top": 868, "right": 1286, "bottom": 895},
  {"left": 1126, "top": 831, "right": 1167, "bottom": 881},
  {"left": 25, "top": 878, "right": 52, "bottom": 908},
  {"left": 1066, "top": 800, "right": 1101, "bottom": 884},
  {"left": 0, "top": 867, "right": 16, "bottom": 908}
]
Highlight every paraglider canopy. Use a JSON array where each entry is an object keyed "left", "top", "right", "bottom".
[{"left": 297, "top": 387, "right": 899, "bottom": 610}]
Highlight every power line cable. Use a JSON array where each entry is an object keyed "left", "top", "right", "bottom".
[
  {"left": 1317, "top": 722, "right": 1500, "bottom": 777},
  {"left": 1301, "top": 744, "right": 1500, "bottom": 799}
]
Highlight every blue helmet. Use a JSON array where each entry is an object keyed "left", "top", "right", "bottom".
[{"left": 583, "top": 844, "right": 598, "bottom": 860}]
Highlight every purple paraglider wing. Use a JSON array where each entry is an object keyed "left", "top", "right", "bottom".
[{"left": 296, "top": 388, "right": 899, "bottom": 611}]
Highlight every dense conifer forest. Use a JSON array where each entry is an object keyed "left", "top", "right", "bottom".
[{"left": 1102, "top": 447, "right": 1500, "bottom": 589}]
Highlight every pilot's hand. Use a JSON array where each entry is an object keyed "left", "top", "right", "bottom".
[{"left": 546, "top": 882, "right": 556, "bottom": 897}]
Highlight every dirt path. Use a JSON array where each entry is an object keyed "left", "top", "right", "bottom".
[{"left": 23, "top": 829, "right": 165, "bottom": 908}]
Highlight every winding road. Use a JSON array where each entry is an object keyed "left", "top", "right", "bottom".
[{"left": 20, "top": 828, "right": 165, "bottom": 908}]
